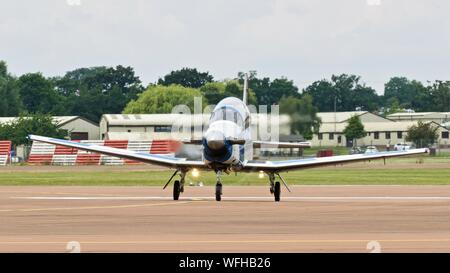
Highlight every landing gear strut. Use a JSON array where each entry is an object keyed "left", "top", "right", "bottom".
[{"left": 215, "top": 171, "right": 222, "bottom": 201}]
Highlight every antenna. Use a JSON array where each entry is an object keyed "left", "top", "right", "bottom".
[{"left": 243, "top": 73, "right": 248, "bottom": 105}]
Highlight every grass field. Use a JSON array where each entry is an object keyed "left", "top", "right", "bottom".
[
  {"left": 0, "top": 169, "right": 449, "bottom": 186},
  {"left": 0, "top": 156, "right": 449, "bottom": 186}
]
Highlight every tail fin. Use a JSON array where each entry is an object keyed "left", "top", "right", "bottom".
[{"left": 243, "top": 73, "right": 248, "bottom": 105}]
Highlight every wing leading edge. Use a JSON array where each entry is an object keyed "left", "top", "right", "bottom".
[
  {"left": 243, "top": 148, "right": 428, "bottom": 172},
  {"left": 28, "top": 135, "right": 206, "bottom": 169}
]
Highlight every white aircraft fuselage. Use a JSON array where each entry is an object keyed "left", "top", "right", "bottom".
[{"left": 202, "top": 97, "right": 252, "bottom": 171}]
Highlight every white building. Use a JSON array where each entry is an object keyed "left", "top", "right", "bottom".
[
  {"left": 100, "top": 114, "right": 292, "bottom": 142},
  {"left": 0, "top": 116, "right": 99, "bottom": 140},
  {"left": 312, "top": 118, "right": 449, "bottom": 148}
]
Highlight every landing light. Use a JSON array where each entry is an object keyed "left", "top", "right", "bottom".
[
  {"left": 192, "top": 168, "right": 200, "bottom": 178},
  {"left": 258, "top": 171, "right": 265, "bottom": 179}
]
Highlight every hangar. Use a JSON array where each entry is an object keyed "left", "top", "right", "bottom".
[{"left": 99, "top": 114, "right": 293, "bottom": 142}]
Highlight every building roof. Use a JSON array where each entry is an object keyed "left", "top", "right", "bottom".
[
  {"left": 388, "top": 112, "right": 434, "bottom": 117},
  {"left": 319, "top": 121, "right": 449, "bottom": 133},
  {"left": 388, "top": 112, "right": 450, "bottom": 119},
  {"left": 101, "top": 114, "right": 291, "bottom": 126},
  {"left": 0, "top": 116, "right": 98, "bottom": 127},
  {"left": 317, "top": 111, "right": 367, "bottom": 123}
]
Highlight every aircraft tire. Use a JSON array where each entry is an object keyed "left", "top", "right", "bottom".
[
  {"left": 173, "top": 180, "right": 180, "bottom": 200},
  {"left": 274, "top": 182, "right": 281, "bottom": 202},
  {"left": 215, "top": 184, "right": 222, "bottom": 202}
]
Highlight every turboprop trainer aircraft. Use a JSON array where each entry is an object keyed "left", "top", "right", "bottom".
[{"left": 29, "top": 76, "right": 428, "bottom": 202}]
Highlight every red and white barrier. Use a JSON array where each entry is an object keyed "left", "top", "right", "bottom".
[
  {"left": 0, "top": 141, "right": 12, "bottom": 166},
  {"left": 28, "top": 139, "right": 179, "bottom": 166}
]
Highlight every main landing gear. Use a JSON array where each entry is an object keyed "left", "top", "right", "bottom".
[
  {"left": 269, "top": 172, "right": 292, "bottom": 202},
  {"left": 268, "top": 173, "right": 281, "bottom": 202},
  {"left": 173, "top": 172, "right": 186, "bottom": 200},
  {"left": 163, "top": 170, "right": 186, "bottom": 201}
]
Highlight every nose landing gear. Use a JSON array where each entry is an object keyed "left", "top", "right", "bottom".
[{"left": 215, "top": 171, "right": 222, "bottom": 201}]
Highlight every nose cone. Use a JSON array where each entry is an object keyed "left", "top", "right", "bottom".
[{"left": 206, "top": 130, "right": 225, "bottom": 150}]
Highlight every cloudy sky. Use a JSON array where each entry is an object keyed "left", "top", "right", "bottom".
[{"left": 1, "top": 0, "right": 449, "bottom": 93}]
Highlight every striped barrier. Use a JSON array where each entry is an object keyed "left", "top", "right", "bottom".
[
  {"left": 0, "top": 141, "right": 12, "bottom": 166},
  {"left": 28, "top": 140, "right": 178, "bottom": 166}
]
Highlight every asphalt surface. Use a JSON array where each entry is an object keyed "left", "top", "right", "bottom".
[{"left": 1, "top": 185, "right": 450, "bottom": 252}]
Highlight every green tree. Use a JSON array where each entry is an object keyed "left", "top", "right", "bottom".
[
  {"left": 64, "top": 86, "right": 107, "bottom": 122},
  {"left": 303, "top": 74, "right": 380, "bottom": 112},
  {"left": 384, "top": 77, "right": 430, "bottom": 111},
  {"left": 383, "top": 97, "right": 402, "bottom": 116},
  {"left": 428, "top": 81, "right": 450, "bottom": 112},
  {"left": 406, "top": 121, "right": 439, "bottom": 148},
  {"left": 200, "top": 81, "right": 257, "bottom": 105},
  {"left": 279, "top": 95, "right": 321, "bottom": 140},
  {"left": 17, "top": 73, "right": 64, "bottom": 114},
  {"left": 0, "top": 114, "right": 67, "bottom": 147},
  {"left": 158, "top": 68, "right": 214, "bottom": 88},
  {"left": 123, "top": 85, "right": 206, "bottom": 114},
  {"left": 238, "top": 72, "right": 300, "bottom": 106},
  {"left": 54, "top": 65, "right": 144, "bottom": 120},
  {"left": 0, "top": 61, "right": 22, "bottom": 116},
  {"left": 343, "top": 115, "right": 366, "bottom": 147}
]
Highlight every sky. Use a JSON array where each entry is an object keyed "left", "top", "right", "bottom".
[{"left": 1, "top": 0, "right": 450, "bottom": 94}]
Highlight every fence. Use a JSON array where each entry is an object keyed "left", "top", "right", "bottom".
[
  {"left": 0, "top": 141, "right": 11, "bottom": 166},
  {"left": 28, "top": 140, "right": 178, "bottom": 166}
]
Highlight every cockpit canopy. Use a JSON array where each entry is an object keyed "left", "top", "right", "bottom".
[{"left": 210, "top": 107, "right": 244, "bottom": 127}]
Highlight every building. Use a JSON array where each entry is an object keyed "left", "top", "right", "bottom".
[
  {"left": 100, "top": 114, "right": 292, "bottom": 142},
  {"left": 0, "top": 116, "right": 99, "bottom": 140},
  {"left": 312, "top": 119, "right": 450, "bottom": 148},
  {"left": 387, "top": 112, "right": 450, "bottom": 125}
]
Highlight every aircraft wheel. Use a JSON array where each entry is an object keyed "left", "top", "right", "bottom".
[
  {"left": 215, "top": 184, "right": 222, "bottom": 202},
  {"left": 274, "top": 182, "right": 281, "bottom": 202},
  {"left": 173, "top": 180, "right": 181, "bottom": 200}
]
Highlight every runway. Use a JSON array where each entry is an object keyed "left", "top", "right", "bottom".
[{"left": 1, "top": 185, "right": 450, "bottom": 252}]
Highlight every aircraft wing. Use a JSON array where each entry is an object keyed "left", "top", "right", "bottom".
[
  {"left": 253, "top": 140, "right": 312, "bottom": 149},
  {"left": 28, "top": 135, "right": 207, "bottom": 169},
  {"left": 243, "top": 148, "right": 428, "bottom": 172}
]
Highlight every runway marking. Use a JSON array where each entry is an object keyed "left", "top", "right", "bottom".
[
  {"left": 1, "top": 238, "right": 450, "bottom": 245},
  {"left": 2, "top": 191, "right": 126, "bottom": 197},
  {"left": 12, "top": 196, "right": 450, "bottom": 201},
  {"left": 0, "top": 201, "right": 191, "bottom": 213}
]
